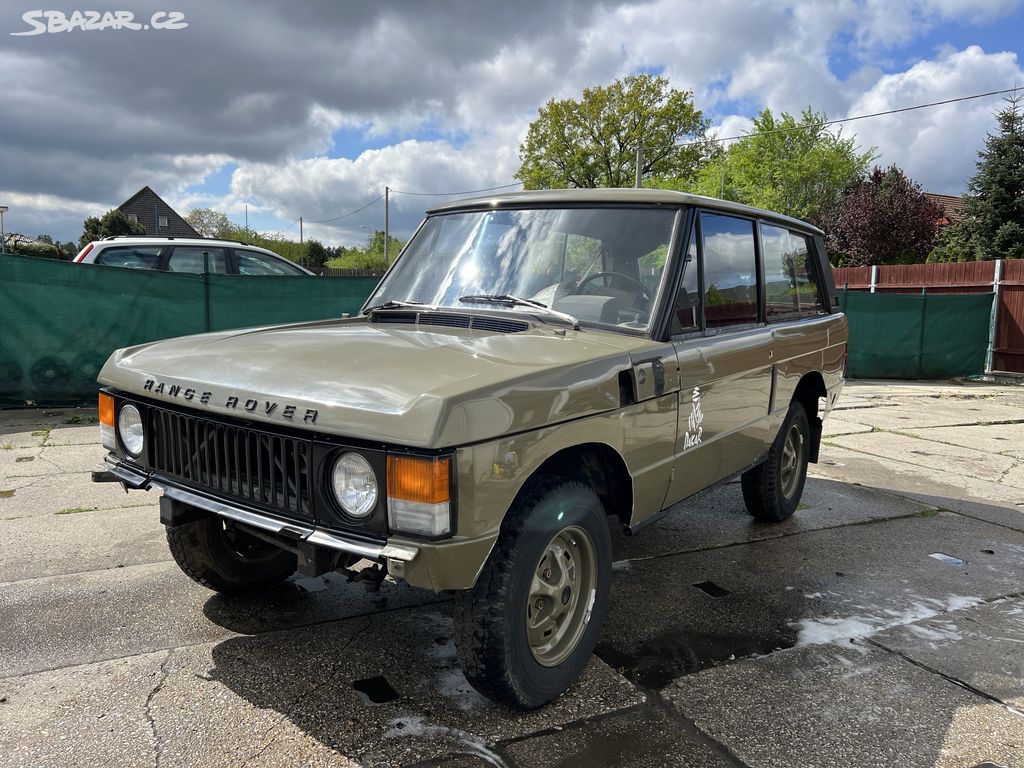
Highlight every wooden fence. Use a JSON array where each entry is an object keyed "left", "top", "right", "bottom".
[{"left": 834, "top": 261, "right": 1024, "bottom": 374}]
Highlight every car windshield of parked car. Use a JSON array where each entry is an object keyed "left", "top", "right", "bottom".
[{"left": 366, "top": 206, "right": 678, "bottom": 331}]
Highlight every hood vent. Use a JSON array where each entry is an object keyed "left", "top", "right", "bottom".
[{"left": 372, "top": 310, "right": 528, "bottom": 334}]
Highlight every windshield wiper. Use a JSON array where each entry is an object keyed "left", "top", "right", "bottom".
[
  {"left": 458, "top": 294, "right": 579, "bottom": 330},
  {"left": 363, "top": 299, "right": 433, "bottom": 314}
]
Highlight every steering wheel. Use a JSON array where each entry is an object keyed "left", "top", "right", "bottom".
[{"left": 576, "top": 271, "right": 653, "bottom": 306}]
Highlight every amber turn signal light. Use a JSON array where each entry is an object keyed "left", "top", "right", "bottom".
[
  {"left": 98, "top": 392, "right": 114, "bottom": 427},
  {"left": 387, "top": 455, "right": 451, "bottom": 503}
]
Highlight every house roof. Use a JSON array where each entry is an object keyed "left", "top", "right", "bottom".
[
  {"left": 117, "top": 186, "right": 199, "bottom": 237},
  {"left": 924, "top": 192, "right": 968, "bottom": 224}
]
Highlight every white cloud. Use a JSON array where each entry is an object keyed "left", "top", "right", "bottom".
[{"left": 846, "top": 45, "right": 1024, "bottom": 192}]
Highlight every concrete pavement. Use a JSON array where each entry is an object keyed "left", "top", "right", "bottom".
[{"left": 1, "top": 381, "right": 1022, "bottom": 767}]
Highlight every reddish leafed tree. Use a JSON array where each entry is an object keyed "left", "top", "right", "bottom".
[{"left": 825, "top": 165, "right": 944, "bottom": 266}]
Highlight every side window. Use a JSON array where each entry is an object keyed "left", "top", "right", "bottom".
[
  {"left": 165, "top": 246, "right": 227, "bottom": 274},
  {"left": 700, "top": 213, "right": 758, "bottom": 328},
  {"left": 670, "top": 241, "right": 701, "bottom": 334},
  {"left": 95, "top": 246, "right": 163, "bottom": 270},
  {"left": 236, "top": 250, "right": 305, "bottom": 275},
  {"left": 761, "top": 225, "right": 824, "bottom": 320}
]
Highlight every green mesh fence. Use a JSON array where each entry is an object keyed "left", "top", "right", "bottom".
[
  {"left": 838, "top": 289, "right": 994, "bottom": 380},
  {"left": 0, "top": 253, "right": 379, "bottom": 407}
]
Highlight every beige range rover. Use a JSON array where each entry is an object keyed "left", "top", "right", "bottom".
[{"left": 95, "top": 189, "right": 847, "bottom": 708}]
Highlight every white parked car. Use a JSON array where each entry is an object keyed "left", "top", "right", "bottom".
[{"left": 74, "top": 236, "right": 314, "bottom": 276}]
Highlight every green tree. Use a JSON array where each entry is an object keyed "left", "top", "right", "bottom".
[
  {"left": 79, "top": 209, "right": 146, "bottom": 248},
  {"left": 516, "top": 74, "right": 716, "bottom": 189},
  {"left": 325, "top": 231, "right": 405, "bottom": 271},
  {"left": 693, "top": 108, "right": 875, "bottom": 228},
  {"left": 185, "top": 208, "right": 234, "bottom": 238},
  {"left": 964, "top": 93, "right": 1024, "bottom": 260},
  {"left": 305, "top": 239, "right": 329, "bottom": 269},
  {"left": 928, "top": 94, "right": 1024, "bottom": 263}
]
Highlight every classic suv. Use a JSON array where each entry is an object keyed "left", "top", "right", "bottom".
[
  {"left": 74, "top": 236, "right": 313, "bottom": 276},
  {"left": 94, "top": 189, "right": 846, "bottom": 708}
]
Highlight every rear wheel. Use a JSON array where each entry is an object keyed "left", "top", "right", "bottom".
[
  {"left": 454, "top": 478, "right": 611, "bottom": 709},
  {"left": 741, "top": 401, "right": 810, "bottom": 522},
  {"left": 165, "top": 513, "right": 297, "bottom": 594}
]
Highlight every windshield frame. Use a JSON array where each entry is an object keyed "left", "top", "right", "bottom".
[{"left": 361, "top": 202, "right": 686, "bottom": 339}]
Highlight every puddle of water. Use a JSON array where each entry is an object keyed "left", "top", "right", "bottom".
[
  {"left": 352, "top": 675, "right": 399, "bottom": 705},
  {"left": 597, "top": 628, "right": 792, "bottom": 688},
  {"left": 929, "top": 552, "right": 966, "bottom": 566},
  {"left": 693, "top": 581, "right": 730, "bottom": 598}
]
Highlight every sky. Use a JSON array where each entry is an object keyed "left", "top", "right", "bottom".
[{"left": 1, "top": 0, "right": 1022, "bottom": 246}]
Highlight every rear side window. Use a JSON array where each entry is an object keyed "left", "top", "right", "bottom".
[
  {"left": 236, "top": 250, "right": 305, "bottom": 275},
  {"left": 700, "top": 213, "right": 758, "bottom": 328},
  {"left": 761, "top": 225, "right": 825, "bottom": 319},
  {"left": 166, "top": 247, "right": 228, "bottom": 274},
  {"left": 95, "top": 246, "right": 163, "bottom": 270}
]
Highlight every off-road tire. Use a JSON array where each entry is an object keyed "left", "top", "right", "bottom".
[
  {"left": 454, "top": 477, "right": 612, "bottom": 709},
  {"left": 165, "top": 515, "right": 297, "bottom": 594},
  {"left": 741, "top": 401, "right": 810, "bottom": 522}
]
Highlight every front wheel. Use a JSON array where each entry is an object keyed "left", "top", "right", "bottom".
[
  {"left": 165, "top": 513, "right": 297, "bottom": 594},
  {"left": 454, "top": 478, "right": 611, "bottom": 709},
  {"left": 741, "top": 401, "right": 810, "bottom": 522}
]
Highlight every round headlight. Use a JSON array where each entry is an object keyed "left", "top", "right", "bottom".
[
  {"left": 117, "top": 404, "right": 145, "bottom": 457},
  {"left": 331, "top": 452, "right": 378, "bottom": 518}
]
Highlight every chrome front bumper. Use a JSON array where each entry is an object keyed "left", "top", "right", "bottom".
[{"left": 102, "top": 455, "right": 419, "bottom": 563}]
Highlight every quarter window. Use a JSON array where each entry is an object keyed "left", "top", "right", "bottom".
[
  {"left": 236, "top": 250, "right": 306, "bottom": 275},
  {"left": 670, "top": 241, "right": 701, "bottom": 334},
  {"left": 700, "top": 213, "right": 758, "bottom": 328},
  {"left": 761, "top": 225, "right": 825, "bottom": 319}
]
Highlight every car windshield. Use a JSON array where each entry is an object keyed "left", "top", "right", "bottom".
[{"left": 365, "top": 206, "right": 679, "bottom": 331}]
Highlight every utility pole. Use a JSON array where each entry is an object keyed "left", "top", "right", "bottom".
[
  {"left": 245, "top": 205, "right": 248, "bottom": 238},
  {"left": 635, "top": 144, "right": 643, "bottom": 188},
  {"left": 299, "top": 217, "right": 303, "bottom": 244},
  {"left": 384, "top": 186, "right": 390, "bottom": 268}
]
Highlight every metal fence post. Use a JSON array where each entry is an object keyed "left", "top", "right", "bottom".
[
  {"left": 985, "top": 259, "right": 1004, "bottom": 374},
  {"left": 869, "top": 265, "right": 879, "bottom": 293}
]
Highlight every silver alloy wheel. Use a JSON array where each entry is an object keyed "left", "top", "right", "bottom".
[
  {"left": 780, "top": 423, "right": 804, "bottom": 499},
  {"left": 526, "top": 525, "right": 598, "bottom": 667}
]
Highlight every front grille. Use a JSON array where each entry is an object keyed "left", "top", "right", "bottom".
[{"left": 146, "top": 406, "right": 313, "bottom": 520}]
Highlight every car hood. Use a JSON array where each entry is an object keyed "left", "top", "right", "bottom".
[{"left": 98, "top": 318, "right": 644, "bottom": 447}]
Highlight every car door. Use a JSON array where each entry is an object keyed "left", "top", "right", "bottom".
[{"left": 664, "top": 210, "right": 774, "bottom": 506}]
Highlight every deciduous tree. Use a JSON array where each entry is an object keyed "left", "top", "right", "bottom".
[
  {"left": 185, "top": 208, "right": 234, "bottom": 238},
  {"left": 692, "top": 108, "right": 875, "bottom": 228},
  {"left": 78, "top": 209, "right": 146, "bottom": 248},
  {"left": 826, "top": 166, "right": 943, "bottom": 266},
  {"left": 516, "top": 74, "right": 716, "bottom": 189}
]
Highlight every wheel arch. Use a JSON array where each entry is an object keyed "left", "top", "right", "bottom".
[
  {"left": 790, "top": 371, "right": 826, "bottom": 462},
  {"left": 527, "top": 442, "right": 634, "bottom": 525}
]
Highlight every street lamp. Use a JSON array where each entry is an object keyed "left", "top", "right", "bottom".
[{"left": 0, "top": 206, "right": 7, "bottom": 255}]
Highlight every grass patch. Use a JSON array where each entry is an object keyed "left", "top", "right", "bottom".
[
  {"left": 0, "top": 489, "right": 14, "bottom": 499},
  {"left": 796, "top": 503, "right": 810, "bottom": 510},
  {"left": 1, "top": 443, "right": 12, "bottom": 450},
  {"left": 30, "top": 425, "right": 54, "bottom": 442},
  {"left": 56, "top": 506, "right": 94, "bottom": 515},
  {"left": 62, "top": 414, "right": 98, "bottom": 425},
  {"left": 913, "top": 509, "right": 940, "bottom": 518}
]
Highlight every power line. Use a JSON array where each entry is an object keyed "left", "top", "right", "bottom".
[
  {"left": 270, "top": 217, "right": 300, "bottom": 238},
  {"left": 687, "top": 85, "right": 1023, "bottom": 148},
  {"left": 390, "top": 182, "right": 523, "bottom": 196},
  {"left": 305, "top": 193, "right": 386, "bottom": 224}
]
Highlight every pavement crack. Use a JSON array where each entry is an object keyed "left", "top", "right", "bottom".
[
  {"left": 144, "top": 650, "right": 173, "bottom": 768},
  {"left": 241, "top": 616, "right": 373, "bottom": 766},
  {"left": 866, "top": 637, "right": 1021, "bottom": 716}
]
